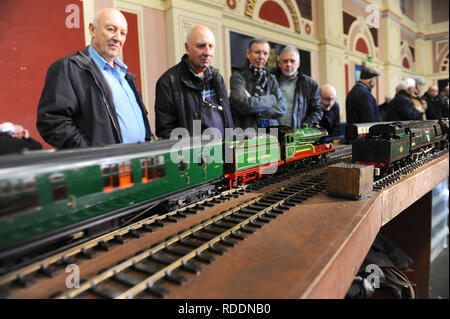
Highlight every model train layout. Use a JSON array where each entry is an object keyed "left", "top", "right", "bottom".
[{"left": 0, "top": 124, "right": 334, "bottom": 269}]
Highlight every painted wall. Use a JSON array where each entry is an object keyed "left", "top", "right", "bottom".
[
  {"left": 0, "top": 0, "right": 85, "bottom": 149},
  {"left": 1, "top": 0, "right": 448, "bottom": 146}
]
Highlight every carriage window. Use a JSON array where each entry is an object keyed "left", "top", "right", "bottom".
[
  {"left": 0, "top": 178, "right": 39, "bottom": 218},
  {"left": 50, "top": 173, "right": 67, "bottom": 202},
  {"left": 140, "top": 156, "right": 166, "bottom": 183},
  {"left": 102, "top": 161, "right": 134, "bottom": 192}
]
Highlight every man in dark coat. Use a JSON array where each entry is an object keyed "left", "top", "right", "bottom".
[
  {"left": 229, "top": 38, "right": 286, "bottom": 130},
  {"left": 155, "top": 25, "right": 234, "bottom": 139},
  {"left": 0, "top": 122, "right": 42, "bottom": 155},
  {"left": 386, "top": 78, "right": 423, "bottom": 121},
  {"left": 37, "top": 8, "right": 153, "bottom": 149},
  {"left": 346, "top": 67, "right": 382, "bottom": 124},
  {"left": 423, "top": 85, "right": 444, "bottom": 119},
  {"left": 318, "top": 84, "right": 341, "bottom": 137},
  {"left": 273, "top": 45, "right": 323, "bottom": 128}
]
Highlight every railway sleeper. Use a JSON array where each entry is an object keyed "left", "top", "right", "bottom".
[
  {"left": 202, "top": 226, "right": 223, "bottom": 235},
  {"left": 150, "top": 253, "right": 176, "bottom": 265},
  {"left": 191, "top": 232, "right": 215, "bottom": 242},
  {"left": 114, "top": 272, "right": 142, "bottom": 286},
  {"left": 195, "top": 252, "right": 215, "bottom": 264},
  {"left": 91, "top": 284, "right": 121, "bottom": 299},
  {"left": 133, "top": 263, "right": 160, "bottom": 275},
  {"left": 165, "top": 246, "right": 190, "bottom": 256},
  {"left": 223, "top": 216, "right": 245, "bottom": 224},
  {"left": 249, "top": 220, "right": 264, "bottom": 228},
  {"left": 257, "top": 216, "right": 272, "bottom": 223},
  {"left": 164, "top": 270, "right": 187, "bottom": 285},
  {"left": 181, "top": 260, "right": 202, "bottom": 273},
  {"left": 39, "top": 264, "right": 60, "bottom": 278},
  {"left": 179, "top": 239, "right": 203, "bottom": 248},
  {"left": 208, "top": 243, "right": 227, "bottom": 255},
  {"left": 146, "top": 281, "right": 170, "bottom": 298},
  {"left": 230, "top": 230, "right": 247, "bottom": 240},
  {"left": 220, "top": 237, "right": 237, "bottom": 247},
  {"left": 240, "top": 225, "right": 256, "bottom": 234},
  {"left": 14, "top": 273, "right": 35, "bottom": 288}
]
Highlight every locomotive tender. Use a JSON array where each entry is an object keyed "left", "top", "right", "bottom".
[{"left": 0, "top": 125, "right": 334, "bottom": 267}]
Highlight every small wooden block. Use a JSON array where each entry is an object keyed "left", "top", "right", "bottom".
[{"left": 327, "top": 163, "right": 374, "bottom": 199}]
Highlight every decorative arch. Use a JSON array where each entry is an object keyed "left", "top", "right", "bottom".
[
  {"left": 435, "top": 40, "right": 449, "bottom": 73},
  {"left": 400, "top": 42, "right": 415, "bottom": 71},
  {"left": 259, "top": 1, "right": 290, "bottom": 28},
  {"left": 245, "top": 0, "right": 303, "bottom": 34},
  {"left": 347, "top": 17, "right": 377, "bottom": 58}
]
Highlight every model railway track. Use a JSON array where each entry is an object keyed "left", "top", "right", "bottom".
[
  {"left": 0, "top": 152, "right": 352, "bottom": 297},
  {"left": 0, "top": 184, "right": 248, "bottom": 290},
  {"left": 373, "top": 149, "right": 449, "bottom": 190},
  {"left": 54, "top": 171, "right": 328, "bottom": 299}
]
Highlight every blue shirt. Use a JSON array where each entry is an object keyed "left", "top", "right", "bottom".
[{"left": 88, "top": 46, "right": 146, "bottom": 144}]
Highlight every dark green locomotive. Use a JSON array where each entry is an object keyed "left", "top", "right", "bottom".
[{"left": 352, "top": 120, "right": 448, "bottom": 173}]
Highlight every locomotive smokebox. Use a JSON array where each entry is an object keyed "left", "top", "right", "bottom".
[{"left": 327, "top": 163, "right": 374, "bottom": 199}]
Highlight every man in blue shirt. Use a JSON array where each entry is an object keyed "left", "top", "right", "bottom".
[
  {"left": 37, "top": 8, "right": 152, "bottom": 148},
  {"left": 345, "top": 67, "right": 382, "bottom": 124}
]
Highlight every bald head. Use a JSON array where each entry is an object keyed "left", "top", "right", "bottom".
[
  {"left": 185, "top": 25, "right": 216, "bottom": 75},
  {"left": 89, "top": 8, "right": 128, "bottom": 65},
  {"left": 428, "top": 85, "right": 439, "bottom": 97},
  {"left": 319, "top": 84, "right": 337, "bottom": 111}
]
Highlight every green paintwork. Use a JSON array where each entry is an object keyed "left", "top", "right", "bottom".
[{"left": 0, "top": 139, "right": 223, "bottom": 249}]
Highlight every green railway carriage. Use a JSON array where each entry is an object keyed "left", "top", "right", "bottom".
[{"left": 0, "top": 138, "right": 223, "bottom": 263}]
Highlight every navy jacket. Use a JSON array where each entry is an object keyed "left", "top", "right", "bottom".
[
  {"left": 386, "top": 90, "right": 423, "bottom": 121},
  {"left": 273, "top": 69, "right": 323, "bottom": 128},
  {"left": 37, "top": 46, "right": 152, "bottom": 148},
  {"left": 319, "top": 101, "right": 341, "bottom": 137},
  {"left": 346, "top": 82, "right": 382, "bottom": 124}
]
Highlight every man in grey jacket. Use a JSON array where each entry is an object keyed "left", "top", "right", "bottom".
[
  {"left": 229, "top": 38, "right": 286, "bottom": 130},
  {"left": 273, "top": 46, "right": 323, "bottom": 128}
]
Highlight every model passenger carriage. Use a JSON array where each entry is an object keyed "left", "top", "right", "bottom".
[{"left": 0, "top": 138, "right": 224, "bottom": 265}]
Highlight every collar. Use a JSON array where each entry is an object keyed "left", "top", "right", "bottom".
[{"left": 88, "top": 45, "right": 128, "bottom": 72}]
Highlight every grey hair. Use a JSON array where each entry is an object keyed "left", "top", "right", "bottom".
[
  {"left": 280, "top": 45, "right": 300, "bottom": 61},
  {"left": 247, "top": 38, "right": 269, "bottom": 51}
]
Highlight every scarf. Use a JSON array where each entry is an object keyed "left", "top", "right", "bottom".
[{"left": 249, "top": 62, "right": 269, "bottom": 127}]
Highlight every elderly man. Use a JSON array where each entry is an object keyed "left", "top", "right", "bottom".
[
  {"left": 345, "top": 67, "right": 382, "bottom": 124},
  {"left": 386, "top": 78, "right": 423, "bottom": 121},
  {"left": 0, "top": 122, "right": 42, "bottom": 155},
  {"left": 155, "top": 25, "right": 233, "bottom": 139},
  {"left": 423, "top": 85, "right": 444, "bottom": 119},
  {"left": 273, "top": 46, "right": 322, "bottom": 128},
  {"left": 318, "top": 84, "right": 341, "bottom": 137},
  {"left": 411, "top": 76, "right": 427, "bottom": 119},
  {"left": 229, "top": 38, "right": 286, "bottom": 130},
  {"left": 37, "top": 8, "right": 152, "bottom": 148}
]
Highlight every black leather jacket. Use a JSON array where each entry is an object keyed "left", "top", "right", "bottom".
[
  {"left": 37, "top": 46, "right": 152, "bottom": 149},
  {"left": 155, "top": 54, "right": 234, "bottom": 139},
  {"left": 273, "top": 69, "right": 323, "bottom": 128}
]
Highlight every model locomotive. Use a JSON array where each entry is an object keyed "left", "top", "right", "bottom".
[
  {"left": 0, "top": 124, "right": 334, "bottom": 266},
  {"left": 352, "top": 119, "right": 449, "bottom": 175}
]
